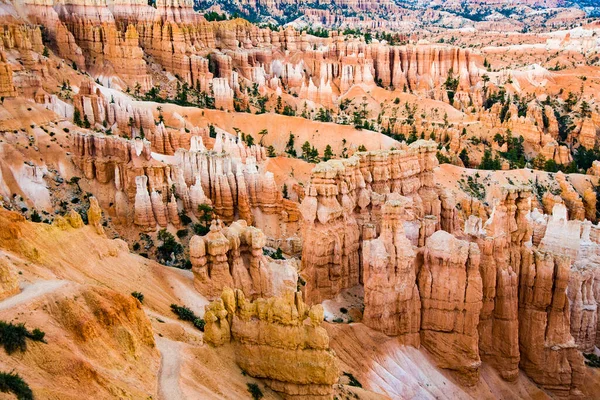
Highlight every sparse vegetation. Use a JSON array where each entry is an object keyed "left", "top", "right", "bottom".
[
  {"left": 131, "top": 291, "right": 144, "bottom": 303},
  {"left": 0, "top": 371, "right": 33, "bottom": 400},
  {"left": 170, "top": 304, "right": 205, "bottom": 332},
  {"left": 0, "top": 321, "right": 46, "bottom": 354},
  {"left": 247, "top": 382, "right": 264, "bottom": 400},
  {"left": 343, "top": 372, "right": 362, "bottom": 388}
]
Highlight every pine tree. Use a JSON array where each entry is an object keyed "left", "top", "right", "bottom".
[
  {"left": 323, "top": 144, "right": 334, "bottom": 161},
  {"left": 282, "top": 184, "right": 289, "bottom": 199},
  {"left": 285, "top": 133, "right": 296, "bottom": 157},
  {"left": 301, "top": 141, "right": 311, "bottom": 160},
  {"left": 73, "top": 108, "right": 82, "bottom": 127}
]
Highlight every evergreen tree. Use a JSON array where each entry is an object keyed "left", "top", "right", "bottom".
[{"left": 323, "top": 144, "right": 334, "bottom": 161}]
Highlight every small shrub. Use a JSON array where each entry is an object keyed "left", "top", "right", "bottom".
[
  {"left": 0, "top": 321, "right": 46, "bottom": 354},
  {"left": 343, "top": 372, "right": 362, "bottom": 388},
  {"left": 170, "top": 304, "right": 205, "bottom": 332},
  {"left": 179, "top": 213, "right": 192, "bottom": 226},
  {"left": 30, "top": 210, "right": 42, "bottom": 223},
  {"left": 131, "top": 291, "right": 144, "bottom": 303},
  {"left": 193, "top": 223, "right": 209, "bottom": 236},
  {"left": 247, "top": 383, "right": 263, "bottom": 400},
  {"left": 0, "top": 371, "right": 33, "bottom": 400},
  {"left": 193, "top": 318, "right": 205, "bottom": 331},
  {"left": 584, "top": 353, "right": 600, "bottom": 368},
  {"left": 332, "top": 317, "right": 344, "bottom": 323},
  {"left": 176, "top": 229, "right": 188, "bottom": 238}
]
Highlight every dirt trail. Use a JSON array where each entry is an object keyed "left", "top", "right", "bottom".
[
  {"left": 156, "top": 336, "right": 185, "bottom": 400},
  {"left": 0, "top": 280, "right": 67, "bottom": 311}
]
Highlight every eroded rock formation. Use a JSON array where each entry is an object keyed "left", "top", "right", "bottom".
[
  {"left": 204, "top": 288, "right": 339, "bottom": 399},
  {"left": 190, "top": 219, "right": 297, "bottom": 299}
]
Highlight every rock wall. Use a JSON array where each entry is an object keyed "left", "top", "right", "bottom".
[
  {"left": 204, "top": 288, "right": 339, "bottom": 399},
  {"left": 299, "top": 140, "right": 441, "bottom": 304},
  {"left": 359, "top": 184, "right": 600, "bottom": 395},
  {"left": 418, "top": 230, "right": 483, "bottom": 386}
]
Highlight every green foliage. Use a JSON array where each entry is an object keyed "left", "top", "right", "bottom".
[
  {"left": 436, "top": 151, "right": 451, "bottom": 164},
  {"left": 267, "top": 145, "right": 276, "bottom": 157},
  {"left": 193, "top": 204, "right": 213, "bottom": 236},
  {"left": 176, "top": 229, "right": 188, "bottom": 238},
  {"left": 584, "top": 353, "right": 600, "bottom": 368},
  {"left": 156, "top": 229, "right": 183, "bottom": 264},
  {"left": 282, "top": 184, "right": 289, "bottom": 200},
  {"left": 323, "top": 144, "right": 334, "bottom": 161},
  {"left": 131, "top": 291, "right": 144, "bottom": 303},
  {"left": 0, "top": 371, "right": 33, "bottom": 400},
  {"left": 459, "top": 174, "right": 486, "bottom": 200},
  {"left": 499, "top": 130, "right": 526, "bottom": 168},
  {"left": 263, "top": 247, "right": 285, "bottom": 260},
  {"left": 30, "top": 210, "right": 42, "bottom": 223},
  {"left": 285, "top": 133, "right": 297, "bottom": 157},
  {"left": 204, "top": 11, "right": 227, "bottom": 21},
  {"left": 179, "top": 212, "right": 192, "bottom": 226},
  {"left": 0, "top": 321, "right": 46, "bottom": 354},
  {"left": 544, "top": 158, "right": 559, "bottom": 172},
  {"left": 197, "top": 203, "right": 213, "bottom": 224},
  {"left": 282, "top": 105, "right": 295, "bottom": 116},
  {"left": 443, "top": 68, "right": 459, "bottom": 105},
  {"left": 573, "top": 147, "right": 600, "bottom": 171},
  {"left": 170, "top": 304, "right": 205, "bottom": 332},
  {"left": 459, "top": 149, "right": 469, "bottom": 167},
  {"left": 302, "top": 26, "right": 329, "bottom": 38},
  {"left": 247, "top": 382, "right": 264, "bottom": 400},
  {"left": 42, "top": 46, "right": 49, "bottom": 57},
  {"left": 357, "top": 144, "right": 367, "bottom": 152},
  {"left": 343, "top": 372, "right": 362, "bottom": 388},
  {"left": 407, "top": 126, "right": 418, "bottom": 144},
  {"left": 479, "top": 149, "right": 502, "bottom": 170},
  {"left": 301, "top": 141, "right": 319, "bottom": 163},
  {"left": 315, "top": 108, "right": 332, "bottom": 122},
  {"left": 73, "top": 108, "right": 82, "bottom": 127}
]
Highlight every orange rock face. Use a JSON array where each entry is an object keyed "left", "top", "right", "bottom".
[
  {"left": 204, "top": 288, "right": 339, "bottom": 399},
  {"left": 418, "top": 230, "right": 483, "bottom": 386},
  {"left": 190, "top": 219, "right": 297, "bottom": 299},
  {"left": 300, "top": 140, "right": 441, "bottom": 304}
]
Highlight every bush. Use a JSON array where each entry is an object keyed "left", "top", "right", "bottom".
[
  {"left": 30, "top": 210, "right": 42, "bottom": 223},
  {"left": 0, "top": 371, "right": 33, "bottom": 400},
  {"left": 0, "top": 321, "right": 46, "bottom": 354},
  {"left": 179, "top": 212, "right": 192, "bottom": 225},
  {"left": 170, "top": 304, "right": 205, "bottom": 332},
  {"left": 131, "top": 291, "right": 144, "bottom": 303},
  {"left": 343, "top": 372, "right": 362, "bottom": 388},
  {"left": 584, "top": 353, "right": 600, "bottom": 368},
  {"left": 193, "top": 318, "right": 205, "bottom": 331},
  {"left": 247, "top": 383, "right": 263, "bottom": 400},
  {"left": 176, "top": 229, "right": 188, "bottom": 238},
  {"left": 157, "top": 229, "right": 183, "bottom": 264},
  {"left": 192, "top": 223, "right": 210, "bottom": 236}
]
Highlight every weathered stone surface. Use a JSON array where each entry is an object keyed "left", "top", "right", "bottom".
[
  {"left": 191, "top": 220, "right": 297, "bottom": 299},
  {"left": 204, "top": 288, "right": 339, "bottom": 399},
  {"left": 418, "top": 230, "right": 483, "bottom": 386}
]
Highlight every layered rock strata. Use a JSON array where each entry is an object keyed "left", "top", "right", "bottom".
[
  {"left": 190, "top": 219, "right": 297, "bottom": 299},
  {"left": 204, "top": 288, "right": 339, "bottom": 399},
  {"left": 300, "top": 140, "right": 441, "bottom": 304}
]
